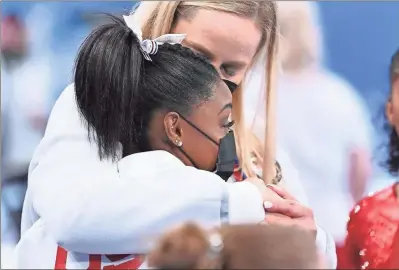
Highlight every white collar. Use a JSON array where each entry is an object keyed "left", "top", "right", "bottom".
[{"left": 117, "top": 150, "right": 184, "bottom": 179}]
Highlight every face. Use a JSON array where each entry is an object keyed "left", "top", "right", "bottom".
[
  {"left": 386, "top": 78, "right": 399, "bottom": 133},
  {"left": 172, "top": 9, "right": 262, "bottom": 84},
  {"left": 158, "top": 81, "right": 233, "bottom": 171}
]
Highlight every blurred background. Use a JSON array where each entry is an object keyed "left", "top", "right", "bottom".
[{"left": 1, "top": 1, "right": 399, "bottom": 267}]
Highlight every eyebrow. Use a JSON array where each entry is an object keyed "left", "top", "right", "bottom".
[
  {"left": 218, "top": 103, "right": 233, "bottom": 115},
  {"left": 185, "top": 40, "right": 216, "bottom": 59},
  {"left": 185, "top": 40, "right": 248, "bottom": 68}
]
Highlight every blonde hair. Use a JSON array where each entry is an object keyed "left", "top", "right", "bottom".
[
  {"left": 148, "top": 222, "right": 321, "bottom": 269},
  {"left": 277, "top": 1, "right": 322, "bottom": 71},
  {"left": 133, "top": 1, "right": 279, "bottom": 183}
]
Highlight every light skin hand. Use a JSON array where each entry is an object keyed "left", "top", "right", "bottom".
[{"left": 246, "top": 178, "right": 317, "bottom": 238}]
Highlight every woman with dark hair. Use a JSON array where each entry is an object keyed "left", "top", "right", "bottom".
[
  {"left": 337, "top": 48, "right": 399, "bottom": 269},
  {"left": 19, "top": 1, "right": 337, "bottom": 268},
  {"left": 15, "top": 15, "right": 279, "bottom": 269}
]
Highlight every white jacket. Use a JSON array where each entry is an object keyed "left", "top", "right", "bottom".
[{"left": 15, "top": 84, "right": 336, "bottom": 268}]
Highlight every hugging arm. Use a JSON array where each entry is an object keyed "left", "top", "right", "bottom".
[
  {"left": 29, "top": 85, "right": 266, "bottom": 254},
  {"left": 28, "top": 85, "right": 228, "bottom": 254}
]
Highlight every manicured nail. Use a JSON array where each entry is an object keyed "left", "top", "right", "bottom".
[{"left": 263, "top": 201, "right": 273, "bottom": 209}]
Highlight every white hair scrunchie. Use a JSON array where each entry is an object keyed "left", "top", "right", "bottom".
[{"left": 123, "top": 14, "right": 186, "bottom": 61}]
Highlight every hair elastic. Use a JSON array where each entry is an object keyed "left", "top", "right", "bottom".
[{"left": 123, "top": 14, "right": 187, "bottom": 61}]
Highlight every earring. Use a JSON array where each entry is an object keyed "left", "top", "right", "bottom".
[{"left": 175, "top": 140, "right": 183, "bottom": 147}]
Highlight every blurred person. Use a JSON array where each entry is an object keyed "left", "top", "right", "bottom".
[
  {"left": 22, "top": 1, "right": 336, "bottom": 268},
  {"left": 1, "top": 13, "right": 32, "bottom": 269},
  {"left": 1, "top": 14, "right": 27, "bottom": 66},
  {"left": 337, "top": 48, "right": 399, "bottom": 270},
  {"left": 266, "top": 1, "right": 372, "bottom": 246},
  {"left": 16, "top": 14, "right": 282, "bottom": 269},
  {"left": 1, "top": 54, "right": 18, "bottom": 270},
  {"left": 1, "top": 3, "right": 53, "bottom": 236},
  {"left": 148, "top": 222, "right": 325, "bottom": 269},
  {"left": 1, "top": 6, "right": 53, "bottom": 168},
  {"left": 0, "top": 7, "right": 129, "bottom": 264}
]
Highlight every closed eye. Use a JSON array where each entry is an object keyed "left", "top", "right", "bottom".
[
  {"left": 222, "top": 65, "right": 237, "bottom": 77},
  {"left": 223, "top": 120, "right": 235, "bottom": 129}
]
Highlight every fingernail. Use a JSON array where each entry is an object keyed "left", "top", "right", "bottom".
[
  {"left": 263, "top": 201, "right": 273, "bottom": 209},
  {"left": 266, "top": 184, "right": 277, "bottom": 188}
]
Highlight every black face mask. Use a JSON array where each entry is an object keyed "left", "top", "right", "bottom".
[
  {"left": 223, "top": 79, "right": 238, "bottom": 93},
  {"left": 177, "top": 117, "right": 238, "bottom": 182}
]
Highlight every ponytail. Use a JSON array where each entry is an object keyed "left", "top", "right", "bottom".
[{"left": 74, "top": 15, "right": 144, "bottom": 161}]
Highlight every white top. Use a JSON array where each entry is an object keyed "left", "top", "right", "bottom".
[
  {"left": 15, "top": 149, "right": 265, "bottom": 269},
  {"left": 15, "top": 84, "right": 337, "bottom": 269},
  {"left": 276, "top": 70, "right": 373, "bottom": 242}
]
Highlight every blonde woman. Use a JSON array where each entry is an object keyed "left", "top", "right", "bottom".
[{"left": 21, "top": 1, "right": 336, "bottom": 268}]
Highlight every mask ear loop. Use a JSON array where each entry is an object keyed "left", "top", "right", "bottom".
[
  {"left": 173, "top": 136, "right": 200, "bottom": 169},
  {"left": 179, "top": 114, "right": 219, "bottom": 145}
]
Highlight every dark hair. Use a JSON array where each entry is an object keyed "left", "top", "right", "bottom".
[
  {"left": 74, "top": 15, "right": 220, "bottom": 161},
  {"left": 385, "top": 48, "right": 399, "bottom": 174}
]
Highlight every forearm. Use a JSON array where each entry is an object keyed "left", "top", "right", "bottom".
[
  {"left": 31, "top": 150, "right": 228, "bottom": 254},
  {"left": 348, "top": 147, "right": 371, "bottom": 201},
  {"left": 227, "top": 181, "right": 265, "bottom": 224},
  {"left": 29, "top": 85, "right": 229, "bottom": 254}
]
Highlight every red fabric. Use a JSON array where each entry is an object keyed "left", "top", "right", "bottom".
[
  {"left": 337, "top": 184, "right": 399, "bottom": 269},
  {"left": 233, "top": 161, "right": 246, "bottom": 182},
  {"left": 387, "top": 226, "right": 399, "bottom": 269},
  {"left": 54, "top": 246, "right": 144, "bottom": 269},
  {"left": 54, "top": 246, "right": 68, "bottom": 269}
]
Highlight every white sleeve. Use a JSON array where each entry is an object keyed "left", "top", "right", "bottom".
[
  {"left": 227, "top": 182, "right": 265, "bottom": 224},
  {"left": 315, "top": 225, "right": 337, "bottom": 268},
  {"left": 28, "top": 84, "right": 228, "bottom": 254}
]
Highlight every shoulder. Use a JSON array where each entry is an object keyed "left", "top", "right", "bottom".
[
  {"left": 50, "top": 83, "right": 76, "bottom": 114},
  {"left": 41, "top": 83, "right": 87, "bottom": 143},
  {"left": 28, "top": 83, "right": 85, "bottom": 174},
  {"left": 346, "top": 184, "right": 399, "bottom": 251},
  {"left": 349, "top": 185, "right": 396, "bottom": 224},
  {"left": 45, "top": 83, "right": 77, "bottom": 124}
]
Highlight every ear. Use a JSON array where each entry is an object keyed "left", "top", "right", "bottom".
[
  {"left": 386, "top": 98, "right": 394, "bottom": 126},
  {"left": 164, "top": 112, "right": 184, "bottom": 147}
]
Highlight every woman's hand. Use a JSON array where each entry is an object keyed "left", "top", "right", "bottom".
[
  {"left": 245, "top": 177, "right": 317, "bottom": 237},
  {"left": 245, "top": 177, "right": 290, "bottom": 220},
  {"left": 245, "top": 177, "right": 284, "bottom": 204},
  {"left": 264, "top": 185, "right": 317, "bottom": 238}
]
